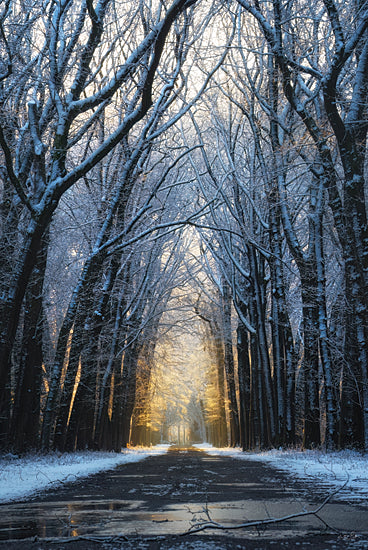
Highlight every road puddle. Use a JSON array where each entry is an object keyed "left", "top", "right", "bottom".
[
  {"left": 1, "top": 495, "right": 367, "bottom": 541},
  {"left": 0, "top": 499, "right": 198, "bottom": 540}
]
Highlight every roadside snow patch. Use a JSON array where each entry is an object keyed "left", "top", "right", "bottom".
[
  {"left": 0, "top": 445, "right": 169, "bottom": 503},
  {"left": 194, "top": 444, "right": 368, "bottom": 503}
]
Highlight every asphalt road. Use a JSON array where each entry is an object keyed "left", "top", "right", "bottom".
[{"left": 0, "top": 446, "right": 367, "bottom": 549}]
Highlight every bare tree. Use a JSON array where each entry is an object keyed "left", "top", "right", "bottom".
[
  {"left": 0, "top": 0, "right": 202, "bottom": 450},
  {"left": 236, "top": 0, "right": 368, "bottom": 449}
]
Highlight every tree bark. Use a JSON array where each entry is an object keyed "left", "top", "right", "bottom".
[
  {"left": 9, "top": 231, "right": 48, "bottom": 451},
  {"left": 221, "top": 278, "right": 240, "bottom": 447},
  {"left": 237, "top": 319, "right": 251, "bottom": 450}
]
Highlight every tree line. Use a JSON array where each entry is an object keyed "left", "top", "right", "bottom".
[{"left": 0, "top": 0, "right": 367, "bottom": 453}]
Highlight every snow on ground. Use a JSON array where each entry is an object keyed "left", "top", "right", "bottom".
[
  {"left": 1, "top": 443, "right": 367, "bottom": 505},
  {"left": 0, "top": 445, "right": 169, "bottom": 503},
  {"left": 194, "top": 443, "right": 368, "bottom": 503}
]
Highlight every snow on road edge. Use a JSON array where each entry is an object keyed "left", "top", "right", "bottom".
[
  {"left": 1, "top": 443, "right": 367, "bottom": 505},
  {"left": 0, "top": 445, "right": 169, "bottom": 503},
  {"left": 194, "top": 443, "right": 368, "bottom": 503}
]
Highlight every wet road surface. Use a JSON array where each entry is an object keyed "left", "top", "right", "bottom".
[{"left": 0, "top": 446, "right": 367, "bottom": 549}]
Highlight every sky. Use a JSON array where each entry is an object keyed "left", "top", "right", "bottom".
[{"left": 0, "top": 444, "right": 367, "bottom": 504}]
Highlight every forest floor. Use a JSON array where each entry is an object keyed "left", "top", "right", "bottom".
[{"left": 0, "top": 446, "right": 367, "bottom": 549}]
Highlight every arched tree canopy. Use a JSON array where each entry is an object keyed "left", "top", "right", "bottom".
[{"left": 1, "top": 0, "right": 368, "bottom": 453}]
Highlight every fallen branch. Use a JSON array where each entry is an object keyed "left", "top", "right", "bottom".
[
  {"left": 39, "top": 534, "right": 129, "bottom": 544},
  {"left": 29, "top": 534, "right": 169, "bottom": 546},
  {"left": 184, "top": 480, "right": 349, "bottom": 535}
]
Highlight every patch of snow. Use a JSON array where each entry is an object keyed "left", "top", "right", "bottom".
[
  {"left": 0, "top": 445, "right": 169, "bottom": 503},
  {"left": 2, "top": 442, "right": 367, "bottom": 507},
  {"left": 194, "top": 443, "right": 368, "bottom": 503},
  {"left": 193, "top": 442, "right": 213, "bottom": 449}
]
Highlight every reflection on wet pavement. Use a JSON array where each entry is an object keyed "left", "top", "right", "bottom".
[
  {"left": 0, "top": 447, "right": 367, "bottom": 542},
  {"left": 2, "top": 496, "right": 368, "bottom": 542}
]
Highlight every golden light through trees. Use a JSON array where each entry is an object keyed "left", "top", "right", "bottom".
[{"left": 132, "top": 270, "right": 231, "bottom": 446}]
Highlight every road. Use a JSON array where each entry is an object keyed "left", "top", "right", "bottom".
[{"left": 0, "top": 446, "right": 367, "bottom": 549}]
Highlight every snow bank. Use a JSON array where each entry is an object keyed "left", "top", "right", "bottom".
[
  {"left": 0, "top": 445, "right": 169, "bottom": 503},
  {"left": 1, "top": 443, "right": 367, "bottom": 505},
  {"left": 194, "top": 444, "right": 368, "bottom": 503}
]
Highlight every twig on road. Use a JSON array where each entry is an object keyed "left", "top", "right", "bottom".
[{"left": 184, "top": 480, "right": 349, "bottom": 535}]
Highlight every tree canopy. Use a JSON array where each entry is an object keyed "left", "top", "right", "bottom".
[{"left": 1, "top": 0, "right": 368, "bottom": 453}]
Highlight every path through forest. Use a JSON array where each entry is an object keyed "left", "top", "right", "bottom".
[{"left": 0, "top": 447, "right": 367, "bottom": 549}]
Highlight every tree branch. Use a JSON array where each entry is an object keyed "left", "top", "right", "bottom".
[
  {"left": 0, "top": 124, "right": 35, "bottom": 214},
  {"left": 184, "top": 480, "right": 349, "bottom": 535}
]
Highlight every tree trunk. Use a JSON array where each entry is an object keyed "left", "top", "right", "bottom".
[
  {"left": 249, "top": 248, "right": 276, "bottom": 447},
  {"left": 9, "top": 232, "right": 48, "bottom": 451},
  {"left": 237, "top": 320, "right": 251, "bottom": 450},
  {"left": 41, "top": 250, "right": 106, "bottom": 450},
  {"left": 299, "top": 267, "right": 321, "bottom": 448},
  {"left": 118, "top": 342, "right": 141, "bottom": 449},
  {"left": 53, "top": 316, "right": 84, "bottom": 451},
  {"left": 221, "top": 278, "right": 240, "bottom": 446},
  {"left": 267, "top": 183, "right": 296, "bottom": 446},
  {"left": 0, "top": 217, "right": 48, "bottom": 448}
]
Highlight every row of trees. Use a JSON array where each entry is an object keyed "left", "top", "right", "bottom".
[
  {"left": 0, "top": 0, "right": 368, "bottom": 453},
  {"left": 0, "top": 0, "right": 225, "bottom": 452},
  {"left": 188, "top": 0, "right": 368, "bottom": 450}
]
